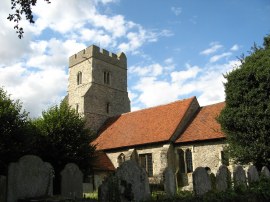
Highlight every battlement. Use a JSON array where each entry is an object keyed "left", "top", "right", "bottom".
[{"left": 69, "top": 45, "right": 127, "bottom": 69}]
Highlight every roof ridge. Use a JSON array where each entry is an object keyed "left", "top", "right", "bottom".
[
  {"left": 201, "top": 101, "right": 225, "bottom": 108},
  {"left": 119, "top": 96, "right": 196, "bottom": 117}
]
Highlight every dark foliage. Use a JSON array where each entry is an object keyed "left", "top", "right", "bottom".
[
  {"left": 7, "top": 0, "right": 51, "bottom": 38},
  {"left": 218, "top": 34, "right": 270, "bottom": 168},
  {"left": 0, "top": 87, "right": 36, "bottom": 174}
]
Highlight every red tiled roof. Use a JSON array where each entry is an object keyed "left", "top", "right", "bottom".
[
  {"left": 175, "top": 102, "right": 225, "bottom": 143},
  {"left": 93, "top": 97, "right": 196, "bottom": 150},
  {"left": 91, "top": 151, "right": 115, "bottom": 171}
]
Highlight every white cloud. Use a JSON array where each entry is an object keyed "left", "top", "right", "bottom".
[
  {"left": 129, "top": 63, "right": 163, "bottom": 77},
  {"left": 230, "top": 44, "right": 239, "bottom": 51},
  {"left": 0, "top": 0, "right": 173, "bottom": 117},
  {"left": 209, "top": 52, "right": 232, "bottom": 63},
  {"left": 171, "top": 7, "right": 182, "bottom": 16},
  {"left": 171, "top": 64, "right": 201, "bottom": 84},
  {"left": 200, "top": 42, "right": 223, "bottom": 55},
  {"left": 131, "top": 59, "right": 241, "bottom": 109}
]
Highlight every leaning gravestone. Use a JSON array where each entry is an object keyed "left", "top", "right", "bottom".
[
  {"left": 99, "top": 160, "right": 150, "bottom": 202},
  {"left": 61, "top": 163, "right": 83, "bottom": 198},
  {"left": 163, "top": 167, "right": 176, "bottom": 196},
  {"left": 247, "top": 165, "right": 259, "bottom": 184},
  {"left": 7, "top": 155, "right": 53, "bottom": 202},
  {"left": 261, "top": 166, "right": 270, "bottom": 179},
  {"left": 0, "top": 176, "right": 7, "bottom": 202},
  {"left": 233, "top": 165, "right": 246, "bottom": 188},
  {"left": 216, "top": 165, "right": 231, "bottom": 192},
  {"left": 192, "top": 167, "right": 212, "bottom": 195}
]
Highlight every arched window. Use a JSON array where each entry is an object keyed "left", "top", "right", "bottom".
[
  {"left": 106, "top": 103, "right": 111, "bottom": 114},
  {"left": 118, "top": 153, "right": 125, "bottom": 167},
  {"left": 77, "top": 71, "right": 82, "bottom": 85},
  {"left": 178, "top": 149, "right": 185, "bottom": 173},
  {"left": 103, "top": 71, "right": 110, "bottom": 85},
  {"left": 185, "top": 149, "right": 193, "bottom": 173},
  {"left": 76, "top": 103, "right": 79, "bottom": 113}
]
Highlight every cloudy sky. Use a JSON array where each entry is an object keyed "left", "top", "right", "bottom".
[{"left": 0, "top": 0, "right": 270, "bottom": 117}]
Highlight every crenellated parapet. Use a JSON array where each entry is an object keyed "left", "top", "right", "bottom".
[{"left": 69, "top": 45, "right": 127, "bottom": 69}]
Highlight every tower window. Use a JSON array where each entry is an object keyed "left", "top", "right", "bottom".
[
  {"left": 76, "top": 104, "right": 79, "bottom": 113},
  {"left": 77, "top": 71, "right": 82, "bottom": 85},
  {"left": 103, "top": 71, "right": 110, "bottom": 85},
  {"left": 106, "top": 103, "right": 111, "bottom": 114},
  {"left": 117, "top": 153, "right": 125, "bottom": 167}
]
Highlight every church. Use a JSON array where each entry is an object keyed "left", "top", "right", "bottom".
[{"left": 67, "top": 45, "right": 229, "bottom": 190}]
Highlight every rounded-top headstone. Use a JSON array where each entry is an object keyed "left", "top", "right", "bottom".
[{"left": 192, "top": 167, "right": 212, "bottom": 195}]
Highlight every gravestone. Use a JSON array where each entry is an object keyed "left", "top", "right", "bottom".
[
  {"left": 233, "top": 165, "right": 246, "bottom": 188},
  {"left": 7, "top": 155, "right": 53, "bottom": 202},
  {"left": 247, "top": 165, "right": 259, "bottom": 184},
  {"left": 261, "top": 166, "right": 270, "bottom": 179},
  {"left": 192, "top": 167, "right": 212, "bottom": 195},
  {"left": 99, "top": 160, "right": 150, "bottom": 202},
  {"left": 163, "top": 167, "right": 176, "bottom": 196},
  {"left": 61, "top": 163, "right": 83, "bottom": 198},
  {"left": 0, "top": 176, "right": 7, "bottom": 202},
  {"left": 216, "top": 165, "right": 230, "bottom": 191}
]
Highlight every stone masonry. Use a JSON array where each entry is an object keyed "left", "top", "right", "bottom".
[{"left": 68, "top": 45, "right": 130, "bottom": 132}]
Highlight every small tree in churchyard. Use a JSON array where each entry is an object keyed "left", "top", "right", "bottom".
[
  {"left": 0, "top": 87, "right": 36, "bottom": 174},
  {"left": 218, "top": 34, "right": 270, "bottom": 168},
  {"left": 33, "top": 100, "right": 96, "bottom": 193}
]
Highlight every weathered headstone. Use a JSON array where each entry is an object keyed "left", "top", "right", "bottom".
[
  {"left": 163, "top": 167, "right": 176, "bottom": 196},
  {"left": 7, "top": 155, "right": 53, "bottom": 202},
  {"left": 233, "top": 165, "right": 246, "bottom": 188},
  {"left": 192, "top": 167, "right": 212, "bottom": 195},
  {"left": 0, "top": 176, "right": 7, "bottom": 202},
  {"left": 216, "top": 165, "right": 231, "bottom": 191},
  {"left": 61, "top": 163, "right": 83, "bottom": 198},
  {"left": 125, "top": 149, "right": 139, "bottom": 164},
  {"left": 261, "top": 166, "right": 270, "bottom": 179},
  {"left": 99, "top": 160, "right": 150, "bottom": 202},
  {"left": 247, "top": 165, "right": 259, "bottom": 184}
]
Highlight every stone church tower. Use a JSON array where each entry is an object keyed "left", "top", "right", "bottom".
[{"left": 68, "top": 45, "right": 130, "bottom": 132}]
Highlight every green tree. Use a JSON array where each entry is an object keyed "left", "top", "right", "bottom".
[
  {"left": 0, "top": 87, "right": 36, "bottom": 174},
  {"left": 218, "top": 34, "right": 270, "bottom": 168},
  {"left": 33, "top": 100, "right": 95, "bottom": 192},
  {"left": 7, "top": 0, "right": 51, "bottom": 38}
]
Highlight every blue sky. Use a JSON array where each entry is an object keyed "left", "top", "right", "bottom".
[{"left": 0, "top": 0, "right": 269, "bottom": 117}]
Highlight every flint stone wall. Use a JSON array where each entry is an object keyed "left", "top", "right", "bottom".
[{"left": 7, "top": 155, "right": 53, "bottom": 202}]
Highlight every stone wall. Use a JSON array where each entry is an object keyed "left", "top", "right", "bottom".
[
  {"left": 174, "top": 140, "right": 227, "bottom": 190},
  {"left": 106, "top": 144, "right": 172, "bottom": 184}
]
